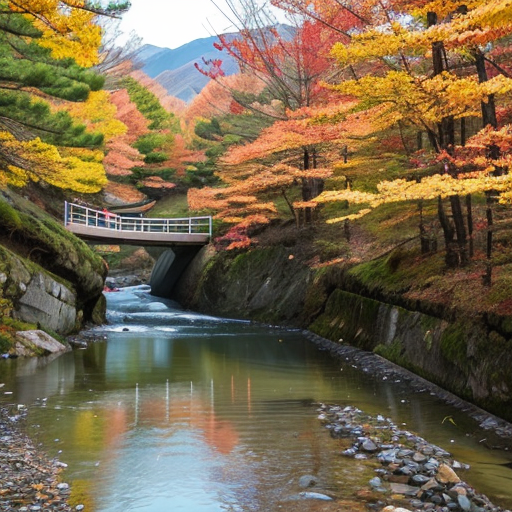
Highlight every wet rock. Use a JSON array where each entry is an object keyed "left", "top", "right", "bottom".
[
  {"left": 298, "top": 474, "right": 317, "bottom": 488},
  {"left": 369, "top": 477, "right": 383, "bottom": 488},
  {"left": 299, "top": 491, "right": 333, "bottom": 500},
  {"left": 413, "top": 452, "right": 428, "bottom": 463}
]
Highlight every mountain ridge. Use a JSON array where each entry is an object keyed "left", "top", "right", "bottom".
[
  {"left": 135, "top": 35, "right": 239, "bottom": 102},
  {"left": 133, "top": 24, "right": 295, "bottom": 103}
]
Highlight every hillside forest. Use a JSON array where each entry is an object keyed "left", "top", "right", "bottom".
[{"left": 2, "top": 0, "right": 512, "bottom": 319}]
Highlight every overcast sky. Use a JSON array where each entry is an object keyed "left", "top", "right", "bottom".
[{"left": 118, "top": 0, "right": 287, "bottom": 49}]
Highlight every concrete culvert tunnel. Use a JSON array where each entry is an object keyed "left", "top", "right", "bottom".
[{"left": 149, "top": 247, "right": 201, "bottom": 298}]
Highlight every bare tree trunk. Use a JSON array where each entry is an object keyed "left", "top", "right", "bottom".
[
  {"left": 344, "top": 219, "right": 350, "bottom": 242},
  {"left": 282, "top": 189, "right": 296, "bottom": 221}
]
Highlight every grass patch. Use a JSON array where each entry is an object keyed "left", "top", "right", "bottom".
[{"left": 148, "top": 194, "right": 191, "bottom": 218}]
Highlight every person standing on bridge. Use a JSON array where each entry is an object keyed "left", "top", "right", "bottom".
[{"left": 102, "top": 208, "right": 114, "bottom": 228}]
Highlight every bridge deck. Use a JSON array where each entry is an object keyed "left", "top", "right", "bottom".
[{"left": 64, "top": 202, "right": 211, "bottom": 246}]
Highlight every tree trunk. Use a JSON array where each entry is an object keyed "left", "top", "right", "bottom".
[
  {"left": 466, "top": 194, "right": 474, "bottom": 258},
  {"left": 449, "top": 194, "right": 468, "bottom": 265},
  {"left": 438, "top": 197, "right": 458, "bottom": 266},
  {"left": 282, "top": 189, "right": 296, "bottom": 221},
  {"left": 419, "top": 200, "right": 432, "bottom": 254},
  {"left": 439, "top": 116, "right": 455, "bottom": 152},
  {"left": 417, "top": 131, "right": 423, "bottom": 150},
  {"left": 429, "top": 11, "right": 467, "bottom": 267},
  {"left": 344, "top": 219, "right": 350, "bottom": 242},
  {"left": 474, "top": 50, "right": 498, "bottom": 129},
  {"left": 301, "top": 147, "right": 323, "bottom": 223},
  {"left": 483, "top": 191, "right": 494, "bottom": 286}
]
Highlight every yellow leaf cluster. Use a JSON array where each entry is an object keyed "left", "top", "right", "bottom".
[
  {"left": 65, "top": 91, "right": 127, "bottom": 142},
  {"left": 334, "top": 70, "right": 512, "bottom": 129},
  {"left": 317, "top": 173, "right": 512, "bottom": 220},
  {"left": 331, "top": 0, "right": 512, "bottom": 69},
  {"left": 0, "top": 131, "right": 107, "bottom": 193},
  {"left": 9, "top": 0, "right": 102, "bottom": 67}
]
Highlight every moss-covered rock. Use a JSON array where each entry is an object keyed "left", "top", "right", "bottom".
[{"left": 0, "top": 189, "right": 108, "bottom": 348}]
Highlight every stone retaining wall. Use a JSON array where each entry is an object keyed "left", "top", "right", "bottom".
[{"left": 174, "top": 245, "right": 512, "bottom": 423}]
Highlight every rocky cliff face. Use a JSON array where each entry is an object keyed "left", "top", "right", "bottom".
[
  {"left": 0, "top": 189, "right": 107, "bottom": 342},
  {"left": 174, "top": 245, "right": 512, "bottom": 423}
]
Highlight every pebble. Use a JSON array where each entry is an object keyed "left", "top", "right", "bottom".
[{"left": 0, "top": 406, "right": 74, "bottom": 511}]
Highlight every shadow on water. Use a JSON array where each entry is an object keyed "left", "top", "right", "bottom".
[{"left": 1, "top": 285, "right": 511, "bottom": 511}]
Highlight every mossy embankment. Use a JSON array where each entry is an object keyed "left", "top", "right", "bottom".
[
  {"left": 0, "top": 188, "right": 108, "bottom": 353},
  {"left": 174, "top": 237, "right": 512, "bottom": 423}
]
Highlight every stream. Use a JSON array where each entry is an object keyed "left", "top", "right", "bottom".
[{"left": 1, "top": 285, "right": 512, "bottom": 511}]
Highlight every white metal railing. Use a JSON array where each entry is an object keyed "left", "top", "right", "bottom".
[{"left": 64, "top": 201, "right": 212, "bottom": 237}]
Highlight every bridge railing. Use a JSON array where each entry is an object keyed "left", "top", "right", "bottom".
[{"left": 64, "top": 202, "right": 212, "bottom": 236}]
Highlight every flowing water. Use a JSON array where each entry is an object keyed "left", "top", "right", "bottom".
[{"left": 1, "top": 285, "right": 512, "bottom": 511}]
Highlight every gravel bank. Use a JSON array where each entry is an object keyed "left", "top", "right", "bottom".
[{"left": 0, "top": 405, "right": 78, "bottom": 512}]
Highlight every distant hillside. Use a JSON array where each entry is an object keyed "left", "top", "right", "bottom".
[
  {"left": 154, "top": 57, "right": 239, "bottom": 104},
  {"left": 138, "top": 36, "right": 232, "bottom": 78},
  {"left": 133, "top": 24, "right": 295, "bottom": 103},
  {"left": 130, "top": 70, "right": 187, "bottom": 115}
]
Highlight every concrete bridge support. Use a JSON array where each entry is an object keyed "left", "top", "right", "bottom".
[{"left": 149, "top": 247, "right": 201, "bottom": 298}]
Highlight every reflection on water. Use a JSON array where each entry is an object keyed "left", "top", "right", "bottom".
[{"left": 1, "top": 285, "right": 511, "bottom": 511}]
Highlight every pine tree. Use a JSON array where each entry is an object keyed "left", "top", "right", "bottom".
[{"left": 0, "top": 0, "right": 129, "bottom": 191}]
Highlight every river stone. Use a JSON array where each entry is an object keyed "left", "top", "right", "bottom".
[
  {"left": 389, "top": 483, "right": 419, "bottom": 496},
  {"left": 15, "top": 330, "right": 70, "bottom": 357},
  {"left": 361, "top": 438, "right": 379, "bottom": 452},
  {"left": 298, "top": 475, "right": 317, "bottom": 488},
  {"left": 437, "top": 464, "right": 461, "bottom": 484},
  {"left": 457, "top": 494, "right": 472, "bottom": 511},
  {"left": 369, "top": 477, "right": 382, "bottom": 488},
  {"left": 413, "top": 452, "right": 427, "bottom": 462},
  {"left": 411, "top": 474, "right": 431, "bottom": 486},
  {"left": 299, "top": 491, "right": 333, "bottom": 500}
]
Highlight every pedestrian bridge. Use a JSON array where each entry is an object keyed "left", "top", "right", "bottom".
[{"left": 64, "top": 201, "right": 212, "bottom": 246}]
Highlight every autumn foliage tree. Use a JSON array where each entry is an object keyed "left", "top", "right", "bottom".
[
  {"left": 0, "top": 0, "right": 129, "bottom": 192},
  {"left": 206, "top": 3, "right": 350, "bottom": 179},
  {"left": 306, "top": 0, "right": 512, "bottom": 270}
]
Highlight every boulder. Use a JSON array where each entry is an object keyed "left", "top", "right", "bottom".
[
  {"left": 437, "top": 463, "right": 461, "bottom": 484},
  {"left": 15, "top": 272, "right": 77, "bottom": 334},
  {"left": 14, "top": 330, "right": 70, "bottom": 357}
]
